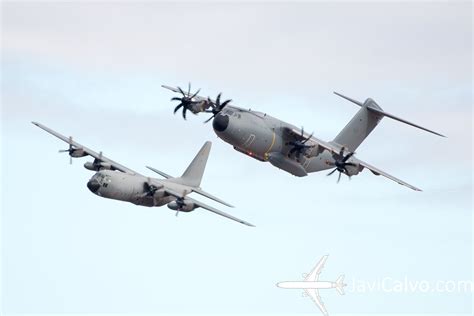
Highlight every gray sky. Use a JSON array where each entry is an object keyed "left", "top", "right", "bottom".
[{"left": 2, "top": 1, "right": 472, "bottom": 315}]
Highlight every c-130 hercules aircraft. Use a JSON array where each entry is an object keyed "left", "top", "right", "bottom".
[
  {"left": 32, "top": 122, "right": 254, "bottom": 227},
  {"left": 164, "top": 84, "right": 445, "bottom": 191}
]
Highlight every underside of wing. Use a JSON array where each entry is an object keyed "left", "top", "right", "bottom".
[
  {"left": 305, "top": 289, "right": 328, "bottom": 316},
  {"left": 32, "top": 122, "right": 140, "bottom": 175},
  {"left": 283, "top": 127, "right": 341, "bottom": 155},
  {"left": 305, "top": 255, "right": 329, "bottom": 282},
  {"left": 355, "top": 158, "right": 422, "bottom": 191},
  {"left": 185, "top": 196, "right": 254, "bottom": 227}
]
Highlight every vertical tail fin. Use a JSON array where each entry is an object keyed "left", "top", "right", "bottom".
[
  {"left": 332, "top": 95, "right": 384, "bottom": 152},
  {"left": 332, "top": 92, "right": 445, "bottom": 152},
  {"left": 335, "top": 274, "right": 346, "bottom": 295},
  {"left": 179, "top": 141, "right": 212, "bottom": 188}
]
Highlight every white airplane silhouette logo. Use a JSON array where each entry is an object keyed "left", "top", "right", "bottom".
[{"left": 277, "top": 255, "right": 346, "bottom": 316}]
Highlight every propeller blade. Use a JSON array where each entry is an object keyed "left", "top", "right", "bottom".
[
  {"left": 220, "top": 99, "right": 232, "bottom": 109},
  {"left": 327, "top": 168, "right": 338, "bottom": 176},
  {"left": 182, "top": 107, "right": 187, "bottom": 120},
  {"left": 302, "top": 132, "right": 313, "bottom": 144},
  {"left": 187, "top": 82, "right": 191, "bottom": 95},
  {"left": 339, "top": 147, "right": 345, "bottom": 157},
  {"left": 70, "top": 155, "right": 72, "bottom": 165},
  {"left": 204, "top": 115, "right": 214, "bottom": 123},
  {"left": 216, "top": 93, "right": 221, "bottom": 107},
  {"left": 171, "top": 97, "right": 182, "bottom": 101},
  {"left": 190, "top": 88, "right": 201, "bottom": 99},
  {"left": 174, "top": 103, "right": 183, "bottom": 114},
  {"left": 342, "top": 152, "right": 354, "bottom": 162},
  {"left": 178, "top": 86, "right": 186, "bottom": 97},
  {"left": 337, "top": 171, "right": 342, "bottom": 183}
]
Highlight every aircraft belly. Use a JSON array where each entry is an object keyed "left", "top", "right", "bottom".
[
  {"left": 233, "top": 126, "right": 278, "bottom": 160},
  {"left": 305, "top": 150, "right": 334, "bottom": 173}
]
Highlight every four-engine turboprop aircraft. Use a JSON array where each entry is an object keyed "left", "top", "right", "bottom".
[
  {"left": 277, "top": 255, "right": 346, "bottom": 316},
  {"left": 163, "top": 84, "right": 445, "bottom": 191},
  {"left": 32, "top": 122, "right": 254, "bottom": 227}
]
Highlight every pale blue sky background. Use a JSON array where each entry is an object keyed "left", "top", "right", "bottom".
[{"left": 1, "top": 1, "right": 472, "bottom": 315}]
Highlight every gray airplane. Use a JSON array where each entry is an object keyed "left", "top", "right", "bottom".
[
  {"left": 164, "top": 84, "right": 445, "bottom": 191},
  {"left": 32, "top": 122, "right": 254, "bottom": 227}
]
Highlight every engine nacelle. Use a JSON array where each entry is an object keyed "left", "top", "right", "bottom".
[
  {"left": 189, "top": 100, "right": 211, "bottom": 114},
  {"left": 345, "top": 163, "right": 362, "bottom": 176},
  {"left": 84, "top": 161, "right": 112, "bottom": 171},
  {"left": 167, "top": 200, "right": 196, "bottom": 212}
]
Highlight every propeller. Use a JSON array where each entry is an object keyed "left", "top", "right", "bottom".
[
  {"left": 58, "top": 136, "right": 74, "bottom": 164},
  {"left": 204, "top": 93, "right": 232, "bottom": 123},
  {"left": 326, "top": 147, "right": 356, "bottom": 183},
  {"left": 171, "top": 82, "right": 201, "bottom": 120},
  {"left": 140, "top": 178, "right": 159, "bottom": 198},
  {"left": 174, "top": 197, "right": 186, "bottom": 216},
  {"left": 287, "top": 127, "right": 315, "bottom": 162}
]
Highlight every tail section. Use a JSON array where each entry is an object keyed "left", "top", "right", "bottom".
[
  {"left": 179, "top": 141, "right": 211, "bottom": 188},
  {"left": 332, "top": 92, "right": 445, "bottom": 152},
  {"left": 332, "top": 95, "right": 384, "bottom": 152},
  {"left": 335, "top": 274, "right": 346, "bottom": 295}
]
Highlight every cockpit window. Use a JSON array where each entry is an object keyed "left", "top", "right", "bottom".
[{"left": 95, "top": 173, "right": 111, "bottom": 185}]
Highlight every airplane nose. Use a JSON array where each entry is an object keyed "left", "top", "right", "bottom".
[
  {"left": 87, "top": 179, "right": 100, "bottom": 193},
  {"left": 213, "top": 114, "right": 229, "bottom": 132}
]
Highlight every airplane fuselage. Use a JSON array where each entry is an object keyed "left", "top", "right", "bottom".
[
  {"left": 277, "top": 281, "right": 338, "bottom": 290},
  {"left": 211, "top": 106, "right": 339, "bottom": 176},
  {"left": 86, "top": 170, "right": 175, "bottom": 207}
]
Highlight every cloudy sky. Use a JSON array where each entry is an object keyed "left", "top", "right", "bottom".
[{"left": 2, "top": 1, "right": 472, "bottom": 315}]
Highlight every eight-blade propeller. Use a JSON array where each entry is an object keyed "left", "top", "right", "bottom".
[
  {"left": 204, "top": 93, "right": 232, "bottom": 123},
  {"left": 326, "top": 147, "right": 356, "bottom": 183},
  {"left": 287, "top": 127, "right": 315, "bottom": 162},
  {"left": 141, "top": 178, "right": 159, "bottom": 198},
  {"left": 171, "top": 82, "right": 201, "bottom": 120}
]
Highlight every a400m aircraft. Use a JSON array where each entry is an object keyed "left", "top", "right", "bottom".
[
  {"left": 163, "top": 84, "right": 445, "bottom": 191},
  {"left": 32, "top": 122, "right": 254, "bottom": 227}
]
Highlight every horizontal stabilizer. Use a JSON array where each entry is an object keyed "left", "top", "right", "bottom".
[
  {"left": 335, "top": 274, "right": 346, "bottom": 295},
  {"left": 366, "top": 106, "right": 446, "bottom": 137},
  {"left": 146, "top": 166, "right": 173, "bottom": 179},
  {"left": 333, "top": 92, "right": 446, "bottom": 138}
]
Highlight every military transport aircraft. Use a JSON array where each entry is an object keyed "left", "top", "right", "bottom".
[
  {"left": 32, "top": 122, "right": 254, "bottom": 227},
  {"left": 163, "top": 84, "right": 445, "bottom": 191},
  {"left": 277, "top": 255, "right": 346, "bottom": 316}
]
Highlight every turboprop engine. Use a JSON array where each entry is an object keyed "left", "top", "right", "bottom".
[
  {"left": 167, "top": 199, "right": 196, "bottom": 212},
  {"left": 84, "top": 161, "right": 112, "bottom": 171}
]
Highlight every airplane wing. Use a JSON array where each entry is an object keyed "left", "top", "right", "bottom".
[
  {"left": 283, "top": 126, "right": 422, "bottom": 191},
  {"left": 182, "top": 196, "right": 254, "bottom": 227},
  {"left": 32, "top": 122, "right": 141, "bottom": 175},
  {"left": 191, "top": 188, "right": 234, "bottom": 208},
  {"left": 161, "top": 188, "right": 253, "bottom": 226},
  {"left": 354, "top": 158, "right": 422, "bottom": 191},
  {"left": 283, "top": 127, "right": 341, "bottom": 155},
  {"left": 147, "top": 166, "right": 234, "bottom": 208},
  {"left": 162, "top": 84, "right": 209, "bottom": 103},
  {"left": 304, "top": 289, "right": 329, "bottom": 316},
  {"left": 305, "top": 255, "right": 328, "bottom": 282}
]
